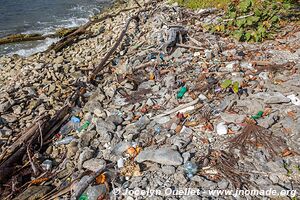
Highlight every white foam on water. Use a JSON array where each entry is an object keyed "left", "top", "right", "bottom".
[{"left": 9, "top": 37, "right": 59, "bottom": 57}]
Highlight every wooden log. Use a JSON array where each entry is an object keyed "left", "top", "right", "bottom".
[{"left": 0, "top": 34, "right": 56, "bottom": 45}]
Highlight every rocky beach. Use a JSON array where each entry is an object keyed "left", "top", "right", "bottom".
[{"left": 0, "top": 0, "right": 300, "bottom": 199}]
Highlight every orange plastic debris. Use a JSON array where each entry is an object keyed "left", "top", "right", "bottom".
[
  {"left": 30, "top": 177, "right": 49, "bottom": 185},
  {"left": 96, "top": 173, "right": 106, "bottom": 184},
  {"left": 185, "top": 121, "right": 199, "bottom": 127},
  {"left": 282, "top": 149, "right": 297, "bottom": 157},
  {"left": 175, "top": 124, "right": 183, "bottom": 133},
  {"left": 287, "top": 111, "right": 296, "bottom": 119},
  {"left": 127, "top": 147, "right": 137, "bottom": 157},
  {"left": 149, "top": 72, "right": 155, "bottom": 80},
  {"left": 135, "top": 146, "right": 142, "bottom": 154}
]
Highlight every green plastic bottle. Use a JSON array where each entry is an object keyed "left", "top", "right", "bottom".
[
  {"left": 76, "top": 121, "right": 91, "bottom": 133},
  {"left": 177, "top": 87, "right": 187, "bottom": 99},
  {"left": 251, "top": 111, "right": 264, "bottom": 119},
  {"left": 79, "top": 193, "right": 89, "bottom": 200}
]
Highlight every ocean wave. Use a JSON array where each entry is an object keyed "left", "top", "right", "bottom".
[{"left": 9, "top": 37, "right": 59, "bottom": 57}]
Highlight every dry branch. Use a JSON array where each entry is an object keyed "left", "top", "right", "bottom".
[{"left": 89, "top": 8, "right": 149, "bottom": 82}]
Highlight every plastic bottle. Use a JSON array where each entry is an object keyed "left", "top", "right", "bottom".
[
  {"left": 76, "top": 121, "right": 91, "bottom": 133},
  {"left": 184, "top": 161, "right": 198, "bottom": 178},
  {"left": 251, "top": 111, "right": 264, "bottom": 119},
  {"left": 177, "top": 87, "right": 187, "bottom": 99},
  {"left": 41, "top": 159, "right": 53, "bottom": 171},
  {"left": 54, "top": 136, "right": 75, "bottom": 146},
  {"left": 59, "top": 116, "right": 80, "bottom": 135},
  {"left": 154, "top": 125, "right": 161, "bottom": 134},
  {"left": 79, "top": 185, "right": 106, "bottom": 200}
]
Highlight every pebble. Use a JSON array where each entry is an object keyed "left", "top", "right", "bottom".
[
  {"left": 0, "top": 101, "right": 11, "bottom": 113},
  {"left": 82, "top": 158, "right": 106, "bottom": 172},
  {"left": 135, "top": 147, "right": 183, "bottom": 165},
  {"left": 155, "top": 116, "right": 170, "bottom": 124},
  {"left": 253, "top": 92, "right": 290, "bottom": 104},
  {"left": 220, "top": 112, "right": 246, "bottom": 123},
  {"left": 161, "top": 166, "right": 176, "bottom": 175}
]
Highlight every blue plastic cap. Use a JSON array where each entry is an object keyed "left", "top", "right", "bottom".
[{"left": 71, "top": 116, "right": 80, "bottom": 123}]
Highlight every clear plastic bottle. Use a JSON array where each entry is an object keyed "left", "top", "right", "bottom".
[
  {"left": 54, "top": 136, "right": 75, "bottom": 145},
  {"left": 59, "top": 116, "right": 80, "bottom": 135},
  {"left": 154, "top": 124, "right": 161, "bottom": 134},
  {"left": 184, "top": 161, "right": 198, "bottom": 178},
  {"left": 41, "top": 159, "right": 53, "bottom": 171},
  {"left": 79, "top": 185, "right": 106, "bottom": 200}
]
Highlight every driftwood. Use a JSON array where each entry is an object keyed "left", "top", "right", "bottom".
[
  {"left": 0, "top": 88, "right": 81, "bottom": 186},
  {"left": 176, "top": 43, "right": 205, "bottom": 50},
  {"left": 0, "top": 28, "right": 77, "bottom": 45},
  {"left": 0, "top": 34, "right": 56, "bottom": 45},
  {"left": 47, "top": 6, "right": 139, "bottom": 53},
  {"left": 89, "top": 8, "right": 149, "bottom": 82},
  {"left": 151, "top": 98, "right": 201, "bottom": 120}
]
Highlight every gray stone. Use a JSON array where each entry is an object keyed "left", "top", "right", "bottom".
[
  {"left": 107, "top": 114, "right": 123, "bottom": 125},
  {"left": 220, "top": 112, "right": 246, "bottom": 123},
  {"left": 269, "top": 174, "right": 279, "bottom": 184},
  {"left": 154, "top": 116, "right": 170, "bottom": 124},
  {"left": 135, "top": 147, "right": 183, "bottom": 165},
  {"left": 236, "top": 99, "right": 264, "bottom": 114},
  {"left": 161, "top": 166, "right": 176, "bottom": 175},
  {"left": 0, "top": 101, "right": 11, "bottom": 113},
  {"left": 217, "top": 180, "right": 229, "bottom": 189},
  {"left": 95, "top": 119, "right": 116, "bottom": 132},
  {"left": 112, "top": 142, "right": 133, "bottom": 156},
  {"left": 171, "top": 48, "right": 184, "bottom": 58},
  {"left": 253, "top": 92, "right": 290, "bottom": 104},
  {"left": 0, "top": 127, "right": 13, "bottom": 136},
  {"left": 78, "top": 148, "right": 95, "bottom": 170},
  {"left": 82, "top": 158, "right": 106, "bottom": 172},
  {"left": 1, "top": 114, "right": 17, "bottom": 123},
  {"left": 258, "top": 112, "right": 279, "bottom": 128},
  {"left": 182, "top": 152, "right": 191, "bottom": 163},
  {"left": 79, "top": 131, "right": 96, "bottom": 147}
]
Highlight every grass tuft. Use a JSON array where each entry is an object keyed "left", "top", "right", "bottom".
[{"left": 171, "top": 0, "right": 231, "bottom": 9}]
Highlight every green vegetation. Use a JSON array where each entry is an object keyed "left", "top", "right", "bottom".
[
  {"left": 172, "top": 0, "right": 299, "bottom": 42},
  {"left": 220, "top": 79, "right": 239, "bottom": 93},
  {"left": 210, "top": 0, "right": 299, "bottom": 42},
  {"left": 172, "top": 0, "right": 230, "bottom": 9}
]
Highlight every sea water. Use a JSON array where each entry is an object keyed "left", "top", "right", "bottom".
[{"left": 0, "top": 0, "right": 112, "bottom": 56}]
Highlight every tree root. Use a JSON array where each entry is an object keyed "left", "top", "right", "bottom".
[
  {"left": 202, "top": 150, "right": 254, "bottom": 189},
  {"left": 228, "top": 123, "right": 286, "bottom": 159}
]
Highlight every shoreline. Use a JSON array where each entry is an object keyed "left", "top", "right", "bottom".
[{"left": 0, "top": 0, "right": 115, "bottom": 57}]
